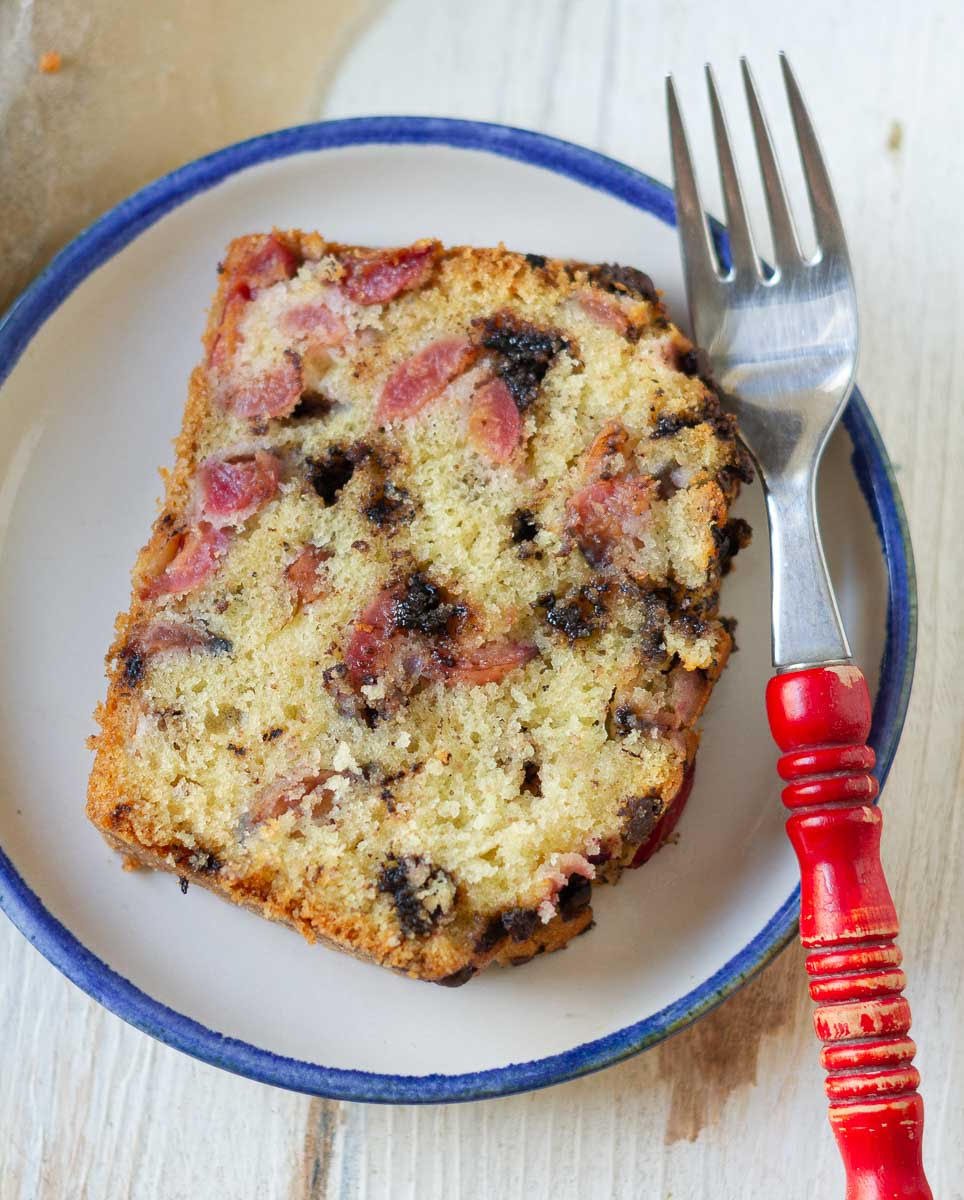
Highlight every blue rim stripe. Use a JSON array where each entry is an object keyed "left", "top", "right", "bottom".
[{"left": 0, "top": 117, "right": 916, "bottom": 1104}]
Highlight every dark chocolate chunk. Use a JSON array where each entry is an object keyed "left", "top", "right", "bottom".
[
  {"left": 475, "top": 310, "right": 568, "bottom": 410},
  {"left": 377, "top": 855, "right": 456, "bottom": 937},
  {"left": 392, "top": 574, "right": 466, "bottom": 638},
  {"left": 612, "top": 705, "right": 641, "bottom": 736},
  {"left": 651, "top": 412, "right": 697, "bottom": 439},
  {"left": 636, "top": 588, "right": 670, "bottom": 663},
  {"left": 122, "top": 652, "right": 144, "bottom": 686},
  {"left": 511, "top": 508, "right": 539, "bottom": 543},
  {"left": 620, "top": 795, "right": 663, "bottom": 843},
  {"left": 584, "top": 262, "right": 657, "bottom": 303},
  {"left": 521, "top": 760, "right": 542, "bottom": 797},
  {"left": 546, "top": 601, "right": 595, "bottom": 640},
  {"left": 501, "top": 908, "right": 540, "bottom": 943},
  {"left": 308, "top": 445, "right": 356, "bottom": 505},
  {"left": 475, "top": 916, "right": 509, "bottom": 954},
  {"left": 119, "top": 627, "right": 230, "bottom": 688},
  {"left": 109, "top": 802, "right": 133, "bottom": 826},
  {"left": 539, "top": 583, "right": 609, "bottom": 642},
  {"left": 524, "top": 253, "right": 547, "bottom": 268},
  {"left": 188, "top": 850, "right": 222, "bottom": 875},
  {"left": 364, "top": 481, "right": 415, "bottom": 530},
  {"left": 677, "top": 347, "right": 700, "bottom": 376},
  {"left": 712, "top": 517, "right": 753, "bottom": 575},
  {"left": 557, "top": 874, "right": 592, "bottom": 921},
  {"left": 178, "top": 877, "right": 189, "bottom": 894},
  {"left": 651, "top": 392, "right": 736, "bottom": 441},
  {"left": 291, "top": 390, "right": 336, "bottom": 420},
  {"left": 435, "top": 966, "right": 477, "bottom": 988}
]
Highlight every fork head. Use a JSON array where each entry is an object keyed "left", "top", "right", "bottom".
[
  {"left": 667, "top": 54, "right": 858, "bottom": 483},
  {"left": 667, "top": 55, "right": 859, "bottom": 669}
]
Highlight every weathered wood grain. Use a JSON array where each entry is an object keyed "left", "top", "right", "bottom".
[{"left": 2, "top": 1, "right": 961, "bottom": 1196}]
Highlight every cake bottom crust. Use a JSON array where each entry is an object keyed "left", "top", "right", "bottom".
[{"left": 93, "top": 756, "right": 697, "bottom": 985}]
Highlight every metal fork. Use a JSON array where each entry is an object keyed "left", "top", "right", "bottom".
[{"left": 667, "top": 57, "right": 932, "bottom": 1198}]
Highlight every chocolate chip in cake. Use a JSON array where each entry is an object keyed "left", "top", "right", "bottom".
[
  {"left": 476, "top": 310, "right": 569, "bottom": 410},
  {"left": 712, "top": 517, "right": 753, "bottom": 575},
  {"left": 651, "top": 412, "right": 699, "bottom": 439},
  {"left": 309, "top": 446, "right": 356, "bottom": 505},
  {"left": 378, "top": 855, "right": 457, "bottom": 937},
  {"left": 500, "top": 907, "right": 540, "bottom": 943},
  {"left": 720, "top": 615, "right": 738, "bottom": 651},
  {"left": 670, "top": 609, "right": 710, "bottom": 640},
  {"left": 620, "top": 795, "right": 663, "bottom": 843},
  {"left": 637, "top": 589, "right": 670, "bottom": 664},
  {"left": 539, "top": 584, "right": 608, "bottom": 642},
  {"left": 119, "top": 626, "right": 231, "bottom": 687},
  {"left": 717, "top": 458, "right": 756, "bottom": 492},
  {"left": 677, "top": 347, "right": 700, "bottom": 376},
  {"left": 511, "top": 508, "right": 539, "bottom": 543},
  {"left": 557, "top": 874, "right": 592, "bottom": 921},
  {"left": 612, "top": 705, "right": 641, "bottom": 737},
  {"left": 122, "top": 652, "right": 145, "bottom": 686},
  {"left": 392, "top": 574, "right": 466, "bottom": 638},
  {"left": 290, "top": 390, "right": 337, "bottom": 420},
  {"left": 188, "top": 850, "right": 222, "bottom": 875},
  {"left": 521, "top": 760, "right": 542, "bottom": 797},
  {"left": 584, "top": 262, "right": 657, "bottom": 303},
  {"left": 475, "top": 915, "right": 509, "bottom": 954},
  {"left": 435, "top": 965, "right": 477, "bottom": 987},
  {"left": 524, "top": 253, "right": 547, "bottom": 268},
  {"left": 364, "top": 481, "right": 415, "bottom": 530}
]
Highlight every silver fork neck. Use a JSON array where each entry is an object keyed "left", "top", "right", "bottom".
[{"left": 763, "top": 466, "right": 852, "bottom": 671}]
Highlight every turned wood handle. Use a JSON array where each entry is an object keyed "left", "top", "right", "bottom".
[{"left": 766, "top": 665, "right": 932, "bottom": 1200}]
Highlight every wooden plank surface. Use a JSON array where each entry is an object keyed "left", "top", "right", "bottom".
[{"left": 2, "top": 1, "right": 962, "bottom": 1196}]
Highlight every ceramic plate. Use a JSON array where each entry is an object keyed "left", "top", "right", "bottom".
[{"left": 0, "top": 118, "right": 914, "bottom": 1103}]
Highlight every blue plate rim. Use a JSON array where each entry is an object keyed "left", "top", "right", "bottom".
[{"left": 0, "top": 115, "right": 917, "bottom": 1104}]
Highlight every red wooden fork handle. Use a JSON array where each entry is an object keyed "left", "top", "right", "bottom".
[{"left": 767, "top": 665, "right": 932, "bottom": 1199}]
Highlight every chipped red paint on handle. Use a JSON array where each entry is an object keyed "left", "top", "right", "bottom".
[{"left": 767, "top": 665, "right": 932, "bottom": 1200}]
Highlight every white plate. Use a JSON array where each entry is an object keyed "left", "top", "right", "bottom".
[{"left": 0, "top": 119, "right": 914, "bottom": 1102}]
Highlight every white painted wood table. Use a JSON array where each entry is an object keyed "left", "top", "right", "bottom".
[{"left": 2, "top": 2, "right": 962, "bottom": 1195}]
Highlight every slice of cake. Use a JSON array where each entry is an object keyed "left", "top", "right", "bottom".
[{"left": 87, "top": 232, "right": 752, "bottom": 985}]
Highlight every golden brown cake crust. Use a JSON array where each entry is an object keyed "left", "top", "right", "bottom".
[{"left": 87, "top": 230, "right": 751, "bottom": 984}]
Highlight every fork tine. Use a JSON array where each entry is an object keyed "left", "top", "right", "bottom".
[
  {"left": 740, "top": 58, "right": 802, "bottom": 271},
  {"left": 666, "top": 76, "right": 721, "bottom": 302},
  {"left": 705, "top": 64, "right": 759, "bottom": 278},
  {"left": 779, "top": 53, "right": 849, "bottom": 262}
]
